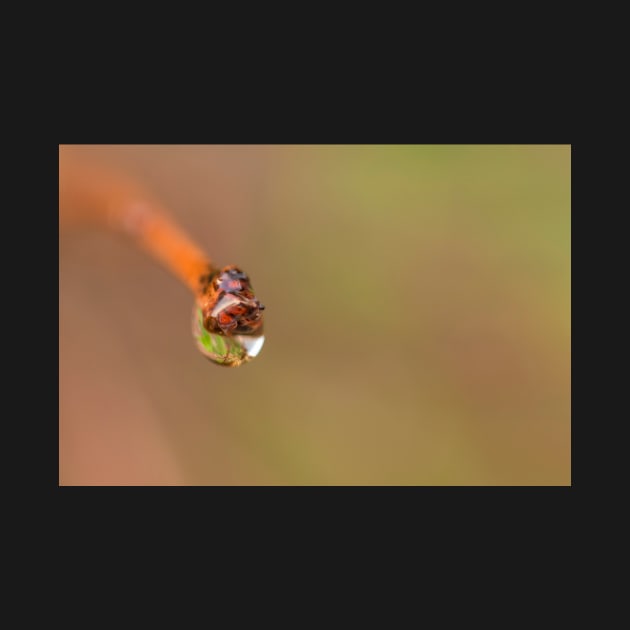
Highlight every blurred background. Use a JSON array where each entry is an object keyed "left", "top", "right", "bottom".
[{"left": 59, "top": 145, "right": 570, "bottom": 485}]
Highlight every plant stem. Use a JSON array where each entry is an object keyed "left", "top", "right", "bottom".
[{"left": 59, "top": 148, "right": 213, "bottom": 295}]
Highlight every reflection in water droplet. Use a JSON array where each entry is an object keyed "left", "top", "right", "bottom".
[{"left": 192, "top": 306, "right": 264, "bottom": 367}]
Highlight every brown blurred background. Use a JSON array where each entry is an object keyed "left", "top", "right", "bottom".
[{"left": 59, "top": 144, "right": 570, "bottom": 485}]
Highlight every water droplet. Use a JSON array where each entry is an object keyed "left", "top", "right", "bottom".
[{"left": 192, "top": 306, "right": 265, "bottom": 367}]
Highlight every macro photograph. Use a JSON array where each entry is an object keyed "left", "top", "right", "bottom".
[{"left": 59, "top": 144, "right": 571, "bottom": 486}]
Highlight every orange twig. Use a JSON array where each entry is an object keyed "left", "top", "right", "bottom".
[{"left": 59, "top": 149, "right": 212, "bottom": 294}]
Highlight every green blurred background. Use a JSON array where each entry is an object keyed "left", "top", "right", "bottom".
[{"left": 59, "top": 145, "right": 570, "bottom": 485}]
